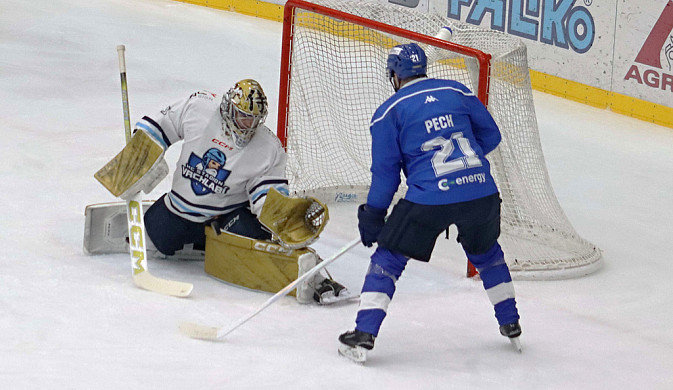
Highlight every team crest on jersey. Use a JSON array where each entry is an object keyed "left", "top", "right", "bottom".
[{"left": 182, "top": 148, "right": 231, "bottom": 195}]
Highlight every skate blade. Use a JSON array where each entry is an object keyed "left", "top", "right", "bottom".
[
  {"left": 338, "top": 343, "right": 367, "bottom": 364},
  {"left": 509, "top": 337, "right": 522, "bottom": 353},
  {"left": 318, "top": 291, "right": 359, "bottom": 305}
]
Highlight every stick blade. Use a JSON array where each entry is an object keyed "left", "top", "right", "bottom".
[
  {"left": 133, "top": 272, "right": 193, "bottom": 297},
  {"left": 179, "top": 322, "right": 222, "bottom": 341}
]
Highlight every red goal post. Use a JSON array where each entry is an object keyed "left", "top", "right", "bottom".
[
  {"left": 275, "top": 0, "right": 602, "bottom": 280},
  {"left": 277, "top": 0, "right": 493, "bottom": 144}
]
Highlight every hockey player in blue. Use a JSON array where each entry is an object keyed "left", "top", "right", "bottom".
[{"left": 338, "top": 43, "right": 521, "bottom": 363}]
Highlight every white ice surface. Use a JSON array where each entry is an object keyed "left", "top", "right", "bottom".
[{"left": 1, "top": 0, "right": 672, "bottom": 388}]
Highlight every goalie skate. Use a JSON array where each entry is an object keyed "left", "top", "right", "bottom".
[{"left": 313, "top": 278, "right": 355, "bottom": 305}]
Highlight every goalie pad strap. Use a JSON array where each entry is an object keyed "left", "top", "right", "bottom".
[{"left": 94, "top": 130, "right": 167, "bottom": 199}]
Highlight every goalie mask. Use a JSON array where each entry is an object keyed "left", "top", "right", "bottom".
[{"left": 220, "top": 79, "right": 268, "bottom": 148}]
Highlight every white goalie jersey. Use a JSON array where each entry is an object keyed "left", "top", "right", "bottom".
[{"left": 134, "top": 90, "right": 289, "bottom": 223}]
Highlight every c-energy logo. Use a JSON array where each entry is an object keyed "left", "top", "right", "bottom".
[
  {"left": 624, "top": 1, "right": 673, "bottom": 92},
  {"left": 443, "top": 0, "right": 595, "bottom": 53}
]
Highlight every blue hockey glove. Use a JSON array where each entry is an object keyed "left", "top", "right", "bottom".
[{"left": 357, "top": 204, "right": 387, "bottom": 247}]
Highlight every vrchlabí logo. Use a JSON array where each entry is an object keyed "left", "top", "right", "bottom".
[
  {"left": 182, "top": 148, "right": 231, "bottom": 195},
  {"left": 624, "top": 1, "right": 673, "bottom": 92},
  {"left": 439, "top": 0, "right": 595, "bottom": 53}
]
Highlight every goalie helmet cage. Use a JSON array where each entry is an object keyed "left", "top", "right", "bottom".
[{"left": 277, "top": 0, "right": 602, "bottom": 280}]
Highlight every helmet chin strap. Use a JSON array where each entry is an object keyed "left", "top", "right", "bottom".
[{"left": 389, "top": 73, "right": 401, "bottom": 92}]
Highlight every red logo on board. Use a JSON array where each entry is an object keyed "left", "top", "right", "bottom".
[{"left": 624, "top": 1, "right": 673, "bottom": 92}]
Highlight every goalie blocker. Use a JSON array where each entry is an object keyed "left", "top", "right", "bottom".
[{"left": 94, "top": 130, "right": 168, "bottom": 200}]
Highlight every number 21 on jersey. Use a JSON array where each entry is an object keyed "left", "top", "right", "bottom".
[{"left": 421, "top": 132, "right": 482, "bottom": 177}]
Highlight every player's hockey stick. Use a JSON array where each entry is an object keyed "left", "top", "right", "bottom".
[
  {"left": 179, "top": 237, "right": 360, "bottom": 340},
  {"left": 116, "top": 45, "right": 193, "bottom": 297}
]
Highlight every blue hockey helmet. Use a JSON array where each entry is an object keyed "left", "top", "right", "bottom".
[
  {"left": 203, "top": 148, "right": 226, "bottom": 169},
  {"left": 386, "top": 43, "right": 427, "bottom": 81}
]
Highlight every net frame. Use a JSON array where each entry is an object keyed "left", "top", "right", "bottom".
[{"left": 277, "top": 0, "right": 602, "bottom": 280}]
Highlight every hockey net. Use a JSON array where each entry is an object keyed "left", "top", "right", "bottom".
[{"left": 277, "top": 0, "right": 602, "bottom": 280}]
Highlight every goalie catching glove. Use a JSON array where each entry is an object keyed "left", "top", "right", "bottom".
[
  {"left": 258, "top": 187, "right": 329, "bottom": 249},
  {"left": 94, "top": 130, "right": 168, "bottom": 200}
]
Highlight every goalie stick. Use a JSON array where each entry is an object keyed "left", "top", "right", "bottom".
[
  {"left": 116, "top": 45, "right": 193, "bottom": 297},
  {"left": 179, "top": 237, "right": 360, "bottom": 341}
]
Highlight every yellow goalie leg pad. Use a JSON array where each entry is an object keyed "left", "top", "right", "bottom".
[
  {"left": 204, "top": 227, "right": 317, "bottom": 301},
  {"left": 94, "top": 130, "right": 167, "bottom": 199},
  {"left": 258, "top": 187, "right": 329, "bottom": 249}
]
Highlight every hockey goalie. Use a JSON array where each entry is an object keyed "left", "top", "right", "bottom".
[{"left": 87, "top": 78, "right": 351, "bottom": 304}]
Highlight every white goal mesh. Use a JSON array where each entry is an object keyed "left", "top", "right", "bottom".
[{"left": 278, "top": 0, "right": 602, "bottom": 279}]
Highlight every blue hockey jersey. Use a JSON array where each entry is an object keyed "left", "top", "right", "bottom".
[{"left": 367, "top": 77, "right": 501, "bottom": 209}]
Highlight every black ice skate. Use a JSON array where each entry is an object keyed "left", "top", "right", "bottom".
[
  {"left": 338, "top": 330, "right": 375, "bottom": 364},
  {"left": 313, "top": 278, "right": 352, "bottom": 305},
  {"left": 499, "top": 321, "right": 522, "bottom": 353}
]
